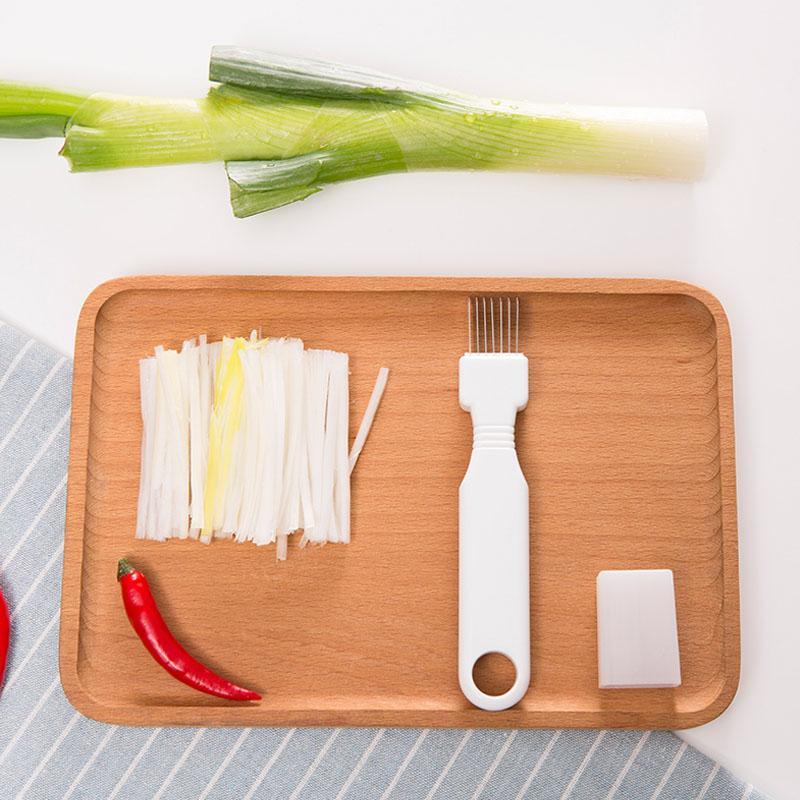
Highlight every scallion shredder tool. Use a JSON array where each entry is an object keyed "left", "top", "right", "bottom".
[{"left": 459, "top": 297, "right": 530, "bottom": 711}]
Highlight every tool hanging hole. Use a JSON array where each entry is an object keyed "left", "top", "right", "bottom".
[{"left": 472, "top": 652, "right": 517, "bottom": 696}]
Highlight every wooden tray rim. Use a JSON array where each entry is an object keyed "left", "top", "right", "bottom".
[{"left": 59, "top": 275, "right": 740, "bottom": 728}]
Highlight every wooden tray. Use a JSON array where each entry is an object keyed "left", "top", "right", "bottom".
[{"left": 60, "top": 276, "right": 739, "bottom": 728}]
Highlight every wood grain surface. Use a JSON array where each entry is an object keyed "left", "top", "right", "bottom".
[{"left": 59, "top": 276, "right": 739, "bottom": 728}]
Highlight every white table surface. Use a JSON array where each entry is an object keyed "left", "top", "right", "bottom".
[{"left": 1, "top": 1, "right": 798, "bottom": 797}]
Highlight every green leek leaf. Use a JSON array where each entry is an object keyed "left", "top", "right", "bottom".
[
  {"left": 0, "top": 114, "right": 69, "bottom": 138},
  {"left": 0, "top": 80, "right": 87, "bottom": 138},
  {"left": 209, "top": 46, "right": 459, "bottom": 108},
  {"left": 228, "top": 181, "right": 321, "bottom": 217}
]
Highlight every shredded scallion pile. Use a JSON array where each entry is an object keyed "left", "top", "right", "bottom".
[
  {"left": 137, "top": 333, "right": 385, "bottom": 559},
  {"left": 0, "top": 47, "right": 707, "bottom": 217}
]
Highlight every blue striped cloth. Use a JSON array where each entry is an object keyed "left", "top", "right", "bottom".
[{"left": 0, "top": 320, "right": 767, "bottom": 800}]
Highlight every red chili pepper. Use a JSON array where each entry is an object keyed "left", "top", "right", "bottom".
[
  {"left": 0, "top": 582, "right": 9, "bottom": 693},
  {"left": 117, "top": 559, "right": 260, "bottom": 701}
]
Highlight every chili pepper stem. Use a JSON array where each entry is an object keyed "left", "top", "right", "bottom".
[{"left": 117, "top": 558, "right": 135, "bottom": 580}]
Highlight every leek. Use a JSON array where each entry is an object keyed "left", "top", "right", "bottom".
[
  {"left": 0, "top": 81, "right": 86, "bottom": 138},
  {"left": 136, "top": 334, "right": 383, "bottom": 559},
  {"left": 348, "top": 367, "right": 389, "bottom": 476},
  {"left": 0, "top": 47, "right": 707, "bottom": 216}
]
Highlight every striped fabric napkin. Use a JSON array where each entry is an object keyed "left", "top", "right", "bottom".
[{"left": 0, "top": 320, "right": 767, "bottom": 800}]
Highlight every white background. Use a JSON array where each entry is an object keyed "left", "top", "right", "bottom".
[{"left": 1, "top": 1, "right": 798, "bottom": 797}]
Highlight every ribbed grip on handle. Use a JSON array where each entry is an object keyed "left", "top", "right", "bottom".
[{"left": 473, "top": 424, "right": 515, "bottom": 450}]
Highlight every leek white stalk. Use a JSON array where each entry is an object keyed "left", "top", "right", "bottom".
[
  {"left": 135, "top": 358, "right": 157, "bottom": 540},
  {"left": 136, "top": 334, "right": 383, "bottom": 559},
  {"left": 349, "top": 367, "right": 389, "bottom": 475},
  {"left": 138, "top": 346, "right": 192, "bottom": 541},
  {"left": 278, "top": 338, "right": 305, "bottom": 538},
  {"left": 302, "top": 348, "right": 327, "bottom": 545},
  {"left": 188, "top": 335, "right": 212, "bottom": 536},
  {"left": 237, "top": 344, "right": 265, "bottom": 542},
  {"left": 204, "top": 337, "right": 245, "bottom": 541},
  {"left": 0, "top": 47, "right": 707, "bottom": 217},
  {"left": 332, "top": 352, "right": 351, "bottom": 544}
]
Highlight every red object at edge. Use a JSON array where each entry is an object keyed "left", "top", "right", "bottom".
[
  {"left": 117, "top": 559, "right": 261, "bottom": 702},
  {"left": 0, "top": 582, "right": 9, "bottom": 693}
]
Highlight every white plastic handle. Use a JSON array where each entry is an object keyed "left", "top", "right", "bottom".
[{"left": 458, "top": 353, "right": 530, "bottom": 711}]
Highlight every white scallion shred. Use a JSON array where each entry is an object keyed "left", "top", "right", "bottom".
[
  {"left": 135, "top": 357, "right": 157, "bottom": 540},
  {"left": 349, "top": 367, "right": 389, "bottom": 475},
  {"left": 136, "top": 334, "right": 388, "bottom": 559}
]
